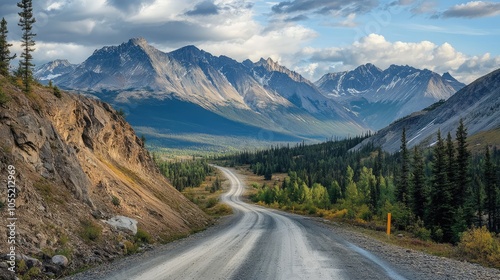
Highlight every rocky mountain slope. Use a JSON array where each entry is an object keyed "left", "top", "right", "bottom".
[
  {"left": 315, "top": 64, "right": 465, "bottom": 130},
  {"left": 35, "top": 38, "right": 366, "bottom": 149},
  {"left": 34, "top": 59, "right": 76, "bottom": 82},
  {"left": 0, "top": 75, "right": 209, "bottom": 278},
  {"left": 354, "top": 68, "right": 500, "bottom": 153}
]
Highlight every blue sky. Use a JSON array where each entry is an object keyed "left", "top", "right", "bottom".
[{"left": 1, "top": 0, "right": 499, "bottom": 83}]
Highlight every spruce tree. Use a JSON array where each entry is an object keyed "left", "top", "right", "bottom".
[
  {"left": 446, "top": 132, "right": 456, "bottom": 187},
  {"left": 17, "top": 0, "right": 36, "bottom": 93},
  {"left": 484, "top": 147, "right": 498, "bottom": 232},
  {"left": 411, "top": 146, "right": 426, "bottom": 221},
  {"left": 0, "top": 18, "right": 16, "bottom": 76},
  {"left": 455, "top": 118, "right": 473, "bottom": 226},
  {"left": 397, "top": 127, "right": 410, "bottom": 206},
  {"left": 430, "top": 130, "right": 454, "bottom": 242}
]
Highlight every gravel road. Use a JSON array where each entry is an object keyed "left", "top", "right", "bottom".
[{"left": 66, "top": 166, "right": 500, "bottom": 280}]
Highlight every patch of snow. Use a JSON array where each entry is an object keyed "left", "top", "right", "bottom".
[{"left": 40, "top": 74, "right": 62, "bottom": 81}]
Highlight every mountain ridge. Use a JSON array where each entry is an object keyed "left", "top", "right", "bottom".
[
  {"left": 35, "top": 38, "right": 368, "bottom": 148},
  {"left": 355, "top": 67, "right": 500, "bottom": 152},
  {"left": 315, "top": 63, "right": 465, "bottom": 130}
]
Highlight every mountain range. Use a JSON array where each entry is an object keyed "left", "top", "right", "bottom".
[
  {"left": 35, "top": 38, "right": 466, "bottom": 149},
  {"left": 315, "top": 63, "right": 465, "bottom": 130},
  {"left": 355, "top": 68, "right": 500, "bottom": 153}
]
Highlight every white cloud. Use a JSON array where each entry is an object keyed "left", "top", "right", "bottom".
[
  {"left": 198, "top": 24, "right": 317, "bottom": 63},
  {"left": 443, "top": 1, "right": 500, "bottom": 18},
  {"left": 296, "top": 34, "right": 499, "bottom": 84},
  {"left": 9, "top": 41, "right": 95, "bottom": 66}
]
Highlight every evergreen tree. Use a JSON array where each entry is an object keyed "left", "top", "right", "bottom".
[
  {"left": 17, "top": 0, "right": 36, "bottom": 93},
  {"left": 397, "top": 127, "right": 410, "bottom": 206},
  {"left": 455, "top": 118, "right": 473, "bottom": 225},
  {"left": 473, "top": 175, "right": 485, "bottom": 227},
  {"left": 446, "top": 132, "right": 456, "bottom": 187},
  {"left": 484, "top": 147, "right": 498, "bottom": 232},
  {"left": 411, "top": 146, "right": 427, "bottom": 221},
  {"left": 0, "top": 18, "right": 16, "bottom": 76},
  {"left": 430, "top": 130, "right": 454, "bottom": 242}
]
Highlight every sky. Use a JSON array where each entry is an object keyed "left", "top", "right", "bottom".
[{"left": 1, "top": 0, "right": 499, "bottom": 84}]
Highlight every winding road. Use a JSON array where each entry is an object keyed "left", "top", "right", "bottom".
[{"left": 69, "top": 166, "right": 412, "bottom": 280}]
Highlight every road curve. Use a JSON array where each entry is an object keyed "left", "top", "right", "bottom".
[{"left": 68, "top": 166, "right": 411, "bottom": 280}]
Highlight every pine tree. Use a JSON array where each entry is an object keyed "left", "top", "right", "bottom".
[
  {"left": 430, "top": 130, "right": 454, "bottom": 242},
  {"left": 397, "top": 127, "right": 411, "bottom": 206},
  {"left": 472, "top": 175, "right": 484, "bottom": 227},
  {"left": 446, "top": 132, "right": 456, "bottom": 187},
  {"left": 484, "top": 147, "right": 498, "bottom": 232},
  {"left": 17, "top": 0, "right": 36, "bottom": 93},
  {"left": 412, "top": 146, "right": 427, "bottom": 221},
  {"left": 0, "top": 18, "right": 16, "bottom": 76},
  {"left": 455, "top": 118, "right": 473, "bottom": 226}
]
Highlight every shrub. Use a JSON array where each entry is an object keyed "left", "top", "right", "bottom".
[
  {"left": 53, "top": 86, "right": 62, "bottom": 98},
  {"left": 206, "top": 198, "right": 218, "bottom": 208},
  {"left": 358, "top": 204, "right": 373, "bottom": 222},
  {"left": 0, "top": 89, "right": 9, "bottom": 105},
  {"left": 117, "top": 108, "right": 126, "bottom": 117},
  {"left": 135, "top": 228, "right": 152, "bottom": 244},
  {"left": 410, "top": 220, "right": 431, "bottom": 241},
  {"left": 123, "top": 240, "right": 138, "bottom": 255},
  {"left": 457, "top": 226, "right": 499, "bottom": 264},
  {"left": 22, "top": 267, "right": 41, "bottom": 280},
  {"left": 17, "top": 259, "right": 27, "bottom": 274},
  {"left": 111, "top": 195, "right": 120, "bottom": 206},
  {"left": 80, "top": 219, "right": 102, "bottom": 242}
]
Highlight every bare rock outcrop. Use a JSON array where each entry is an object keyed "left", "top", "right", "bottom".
[{"left": 0, "top": 75, "right": 209, "bottom": 277}]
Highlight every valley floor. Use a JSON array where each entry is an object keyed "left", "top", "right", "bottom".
[{"left": 65, "top": 167, "right": 500, "bottom": 280}]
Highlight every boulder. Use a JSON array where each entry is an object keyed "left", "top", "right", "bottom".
[
  {"left": 51, "top": 255, "right": 69, "bottom": 268},
  {"left": 105, "top": 216, "right": 138, "bottom": 235}
]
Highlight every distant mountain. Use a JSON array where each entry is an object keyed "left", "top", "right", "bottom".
[
  {"left": 355, "top": 68, "right": 500, "bottom": 153},
  {"left": 35, "top": 38, "right": 367, "bottom": 148},
  {"left": 34, "top": 59, "right": 76, "bottom": 81},
  {"left": 315, "top": 64, "right": 465, "bottom": 130}
]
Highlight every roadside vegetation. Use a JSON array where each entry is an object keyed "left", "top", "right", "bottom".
[
  {"left": 155, "top": 156, "right": 232, "bottom": 217},
  {"left": 218, "top": 121, "right": 500, "bottom": 269}
]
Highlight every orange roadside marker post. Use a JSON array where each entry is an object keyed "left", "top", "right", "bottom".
[{"left": 387, "top": 213, "right": 391, "bottom": 237}]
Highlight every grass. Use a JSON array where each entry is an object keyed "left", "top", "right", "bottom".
[
  {"left": 33, "top": 179, "right": 65, "bottom": 204},
  {"left": 468, "top": 128, "right": 500, "bottom": 154},
  {"left": 0, "top": 88, "right": 10, "bottom": 105},
  {"left": 135, "top": 228, "right": 152, "bottom": 244},
  {"left": 181, "top": 170, "right": 233, "bottom": 217},
  {"left": 79, "top": 219, "right": 102, "bottom": 242}
]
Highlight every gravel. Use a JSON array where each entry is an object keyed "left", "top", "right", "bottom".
[{"left": 319, "top": 220, "right": 500, "bottom": 280}]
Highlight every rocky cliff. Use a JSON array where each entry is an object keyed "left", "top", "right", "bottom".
[{"left": 0, "top": 75, "right": 209, "bottom": 278}]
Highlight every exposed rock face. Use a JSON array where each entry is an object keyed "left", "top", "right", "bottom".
[{"left": 0, "top": 75, "right": 209, "bottom": 276}]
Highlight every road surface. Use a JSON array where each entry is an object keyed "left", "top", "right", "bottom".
[{"left": 69, "top": 166, "right": 412, "bottom": 280}]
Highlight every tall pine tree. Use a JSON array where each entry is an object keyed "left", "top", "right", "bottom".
[
  {"left": 0, "top": 18, "right": 16, "bottom": 76},
  {"left": 412, "top": 146, "right": 427, "bottom": 221},
  {"left": 430, "top": 130, "right": 454, "bottom": 242},
  {"left": 484, "top": 147, "right": 498, "bottom": 232},
  {"left": 397, "top": 127, "right": 410, "bottom": 206},
  {"left": 17, "top": 0, "right": 36, "bottom": 93},
  {"left": 455, "top": 118, "right": 473, "bottom": 226}
]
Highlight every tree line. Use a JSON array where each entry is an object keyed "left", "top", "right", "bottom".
[
  {"left": 220, "top": 121, "right": 500, "bottom": 244},
  {"left": 156, "top": 158, "right": 214, "bottom": 191}
]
